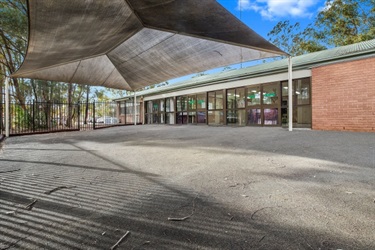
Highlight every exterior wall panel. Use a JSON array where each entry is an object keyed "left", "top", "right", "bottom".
[{"left": 312, "top": 57, "right": 375, "bottom": 132}]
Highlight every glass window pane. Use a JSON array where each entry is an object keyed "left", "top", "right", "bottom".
[
  {"left": 248, "top": 108, "right": 261, "bottom": 125},
  {"left": 227, "top": 89, "right": 236, "bottom": 109},
  {"left": 296, "top": 78, "right": 310, "bottom": 105},
  {"left": 146, "top": 114, "right": 152, "bottom": 124},
  {"left": 125, "top": 101, "right": 134, "bottom": 115},
  {"left": 160, "top": 113, "right": 165, "bottom": 124},
  {"left": 294, "top": 106, "right": 312, "bottom": 127},
  {"left": 208, "top": 111, "right": 223, "bottom": 125},
  {"left": 168, "top": 98, "right": 175, "bottom": 112},
  {"left": 160, "top": 99, "right": 165, "bottom": 112},
  {"left": 282, "top": 81, "right": 289, "bottom": 96},
  {"left": 197, "top": 94, "right": 206, "bottom": 109},
  {"left": 177, "top": 112, "right": 187, "bottom": 124},
  {"left": 188, "top": 95, "right": 196, "bottom": 110},
  {"left": 166, "top": 98, "right": 170, "bottom": 112},
  {"left": 247, "top": 86, "right": 261, "bottom": 106},
  {"left": 263, "top": 83, "right": 279, "bottom": 105},
  {"left": 216, "top": 91, "right": 223, "bottom": 109},
  {"left": 227, "top": 110, "right": 236, "bottom": 124},
  {"left": 153, "top": 114, "right": 158, "bottom": 124},
  {"left": 176, "top": 97, "right": 182, "bottom": 111},
  {"left": 181, "top": 96, "right": 187, "bottom": 111},
  {"left": 188, "top": 112, "right": 196, "bottom": 123},
  {"left": 238, "top": 110, "right": 246, "bottom": 126},
  {"left": 237, "top": 88, "right": 245, "bottom": 108},
  {"left": 152, "top": 100, "right": 159, "bottom": 112},
  {"left": 197, "top": 111, "right": 206, "bottom": 124},
  {"left": 166, "top": 113, "right": 175, "bottom": 124},
  {"left": 120, "top": 102, "right": 125, "bottom": 115},
  {"left": 146, "top": 101, "right": 152, "bottom": 114},
  {"left": 208, "top": 92, "right": 215, "bottom": 110},
  {"left": 264, "top": 108, "right": 278, "bottom": 125},
  {"left": 227, "top": 110, "right": 246, "bottom": 126}
]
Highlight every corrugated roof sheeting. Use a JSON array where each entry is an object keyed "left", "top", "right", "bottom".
[
  {"left": 12, "top": 0, "right": 285, "bottom": 90},
  {"left": 119, "top": 39, "right": 375, "bottom": 99}
]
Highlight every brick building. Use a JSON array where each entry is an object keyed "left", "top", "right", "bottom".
[{"left": 115, "top": 39, "right": 375, "bottom": 132}]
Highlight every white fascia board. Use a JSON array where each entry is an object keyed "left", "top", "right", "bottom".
[{"left": 144, "top": 69, "right": 311, "bottom": 101}]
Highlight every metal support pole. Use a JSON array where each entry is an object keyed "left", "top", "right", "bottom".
[
  {"left": 288, "top": 56, "right": 293, "bottom": 132},
  {"left": 142, "top": 98, "right": 145, "bottom": 125},
  {"left": 5, "top": 77, "right": 10, "bottom": 137},
  {"left": 93, "top": 101, "right": 96, "bottom": 130},
  {"left": 134, "top": 91, "right": 137, "bottom": 126}
]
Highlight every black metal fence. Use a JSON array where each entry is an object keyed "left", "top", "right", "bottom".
[{"left": 0, "top": 99, "right": 125, "bottom": 136}]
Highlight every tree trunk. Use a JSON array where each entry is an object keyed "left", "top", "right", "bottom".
[{"left": 0, "top": 69, "right": 3, "bottom": 131}]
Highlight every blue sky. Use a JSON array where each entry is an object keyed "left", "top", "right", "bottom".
[
  {"left": 218, "top": 0, "right": 327, "bottom": 38},
  {"left": 162, "top": 0, "right": 328, "bottom": 85},
  {"left": 114, "top": 0, "right": 329, "bottom": 94}
]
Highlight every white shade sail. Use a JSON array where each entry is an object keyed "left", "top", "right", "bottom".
[{"left": 12, "top": 0, "right": 286, "bottom": 90}]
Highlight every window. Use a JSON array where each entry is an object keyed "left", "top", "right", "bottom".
[
  {"left": 145, "top": 99, "right": 164, "bottom": 124},
  {"left": 165, "top": 97, "right": 175, "bottom": 124},
  {"left": 176, "top": 96, "right": 187, "bottom": 124},
  {"left": 227, "top": 88, "right": 245, "bottom": 125},
  {"left": 208, "top": 91, "right": 224, "bottom": 125},
  {"left": 264, "top": 108, "right": 278, "bottom": 125},
  {"left": 197, "top": 93, "right": 206, "bottom": 109},
  {"left": 246, "top": 86, "right": 261, "bottom": 106},
  {"left": 281, "top": 78, "right": 311, "bottom": 128},
  {"left": 262, "top": 83, "right": 279, "bottom": 126},
  {"left": 263, "top": 83, "right": 279, "bottom": 105},
  {"left": 248, "top": 108, "right": 261, "bottom": 125},
  {"left": 125, "top": 99, "right": 134, "bottom": 124},
  {"left": 196, "top": 93, "right": 206, "bottom": 124}
]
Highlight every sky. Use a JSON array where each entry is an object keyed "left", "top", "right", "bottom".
[
  {"left": 218, "top": 0, "right": 327, "bottom": 38},
  {"left": 112, "top": 0, "right": 329, "bottom": 95},
  {"left": 163, "top": 0, "right": 328, "bottom": 85}
]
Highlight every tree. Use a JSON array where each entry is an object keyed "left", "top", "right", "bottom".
[
  {"left": 268, "top": 0, "right": 375, "bottom": 56},
  {"left": 0, "top": 0, "right": 28, "bottom": 106},
  {"left": 268, "top": 21, "right": 326, "bottom": 56},
  {"left": 316, "top": 0, "right": 375, "bottom": 46}
]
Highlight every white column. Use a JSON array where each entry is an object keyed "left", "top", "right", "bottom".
[
  {"left": 134, "top": 91, "right": 137, "bottom": 125},
  {"left": 5, "top": 77, "right": 10, "bottom": 137},
  {"left": 142, "top": 97, "right": 145, "bottom": 125},
  {"left": 288, "top": 56, "right": 293, "bottom": 132}
]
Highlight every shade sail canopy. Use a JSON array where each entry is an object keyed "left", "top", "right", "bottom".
[{"left": 12, "top": 0, "right": 286, "bottom": 90}]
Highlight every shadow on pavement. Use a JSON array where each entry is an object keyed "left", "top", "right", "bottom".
[{"left": 0, "top": 126, "right": 374, "bottom": 249}]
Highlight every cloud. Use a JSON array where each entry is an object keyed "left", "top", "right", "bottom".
[
  {"left": 237, "top": 0, "right": 319, "bottom": 19},
  {"left": 318, "top": 0, "right": 332, "bottom": 12}
]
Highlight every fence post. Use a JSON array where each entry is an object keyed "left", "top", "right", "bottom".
[
  {"left": 93, "top": 101, "right": 96, "bottom": 130},
  {"left": 5, "top": 77, "right": 10, "bottom": 137},
  {"left": 32, "top": 99, "right": 35, "bottom": 132},
  {"left": 77, "top": 102, "right": 81, "bottom": 131},
  {"left": 134, "top": 91, "right": 137, "bottom": 125}
]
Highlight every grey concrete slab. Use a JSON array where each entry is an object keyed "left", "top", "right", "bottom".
[{"left": 0, "top": 126, "right": 374, "bottom": 249}]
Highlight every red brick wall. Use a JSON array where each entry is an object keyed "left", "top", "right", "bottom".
[{"left": 312, "top": 57, "right": 375, "bottom": 132}]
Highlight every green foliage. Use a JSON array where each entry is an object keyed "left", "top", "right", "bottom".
[
  {"left": 268, "top": 0, "right": 375, "bottom": 56},
  {"left": 12, "top": 103, "right": 32, "bottom": 129},
  {"left": 192, "top": 72, "right": 207, "bottom": 78},
  {"left": 268, "top": 21, "right": 327, "bottom": 56},
  {"left": 0, "top": 0, "right": 115, "bottom": 104},
  {"left": 316, "top": 0, "right": 375, "bottom": 46}
]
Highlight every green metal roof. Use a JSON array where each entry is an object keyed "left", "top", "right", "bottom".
[{"left": 115, "top": 39, "right": 375, "bottom": 100}]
